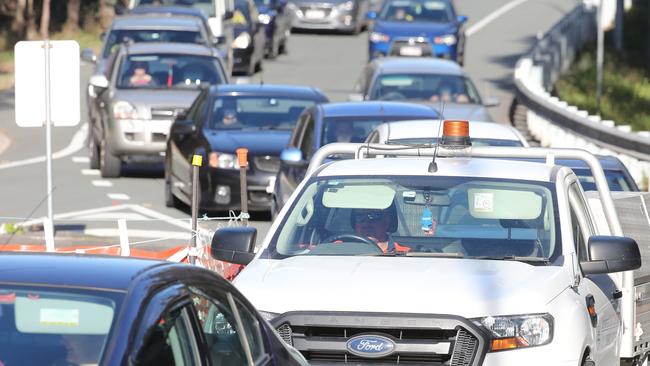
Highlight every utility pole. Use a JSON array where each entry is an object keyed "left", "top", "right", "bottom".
[{"left": 596, "top": 0, "right": 604, "bottom": 113}]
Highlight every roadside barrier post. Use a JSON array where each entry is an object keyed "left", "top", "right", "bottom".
[
  {"left": 237, "top": 148, "right": 249, "bottom": 226},
  {"left": 190, "top": 154, "right": 202, "bottom": 264}
]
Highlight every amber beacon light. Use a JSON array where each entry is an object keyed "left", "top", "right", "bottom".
[{"left": 441, "top": 120, "right": 471, "bottom": 148}]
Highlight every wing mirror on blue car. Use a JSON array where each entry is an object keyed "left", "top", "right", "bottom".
[
  {"left": 281, "top": 147, "right": 308, "bottom": 167},
  {"left": 367, "top": 11, "right": 377, "bottom": 20},
  {"left": 457, "top": 15, "right": 468, "bottom": 23}
]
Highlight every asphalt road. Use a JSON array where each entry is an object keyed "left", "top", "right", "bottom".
[{"left": 0, "top": 0, "right": 577, "bottom": 252}]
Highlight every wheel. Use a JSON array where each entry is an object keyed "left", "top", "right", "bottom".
[
  {"left": 164, "top": 161, "right": 180, "bottom": 208},
  {"left": 89, "top": 135, "right": 99, "bottom": 170},
  {"left": 99, "top": 138, "right": 121, "bottom": 178}
]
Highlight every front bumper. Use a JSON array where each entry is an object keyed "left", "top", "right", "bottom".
[
  {"left": 369, "top": 39, "right": 458, "bottom": 61},
  {"left": 199, "top": 164, "right": 277, "bottom": 211},
  {"left": 292, "top": 6, "right": 357, "bottom": 31},
  {"left": 106, "top": 118, "right": 172, "bottom": 157},
  {"left": 481, "top": 348, "right": 578, "bottom": 366}
]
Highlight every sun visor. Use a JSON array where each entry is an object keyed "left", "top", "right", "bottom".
[
  {"left": 468, "top": 188, "right": 542, "bottom": 220},
  {"left": 323, "top": 184, "right": 396, "bottom": 209}
]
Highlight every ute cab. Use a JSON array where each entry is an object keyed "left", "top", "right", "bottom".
[{"left": 213, "top": 121, "right": 647, "bottom": 365}]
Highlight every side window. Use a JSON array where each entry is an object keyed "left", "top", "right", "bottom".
[
  {"left": 568, "top": 182, "right": 595, "bottom": 263},
  {"left": 136, "top": 306, "right": 199, "bottom": 366},
  {"left": 299, "top": 115, "right": 314, "bottom": 159},
  {"left": 190, "top": 287, "right": 265, "bottom": 365},
  {"left": 193, "top": 94, "right": 208, "bottom": 123},
  {"left": 367, "top": 130, "right": 379, "bottom": 143},
  {"left": 289, "top": 113, "right": 308, "bottom": 147}
]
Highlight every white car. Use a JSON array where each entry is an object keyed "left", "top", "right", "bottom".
[
  {"left": 212, "top": 121, "right": 648, "bottom": 365},
  {"left": 366, "top": 119, "right": 529, "bottom": 147}
]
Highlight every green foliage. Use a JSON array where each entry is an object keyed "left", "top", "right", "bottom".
[{"left": 3, "top": 223, "right": 23, "bottom": 235}]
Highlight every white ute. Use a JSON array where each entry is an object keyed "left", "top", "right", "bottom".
[{"left": 211, "top": 120, "right": 650, "bottom": 365}]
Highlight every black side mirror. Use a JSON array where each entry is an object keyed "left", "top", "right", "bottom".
[
  {"left": 223, "top": 10, "right": 234, "bottom": 20},
  {"left": 211, "top": 227, "right": 257, "bottom": 265},
  {"left": 581, "top": 236, "right": 641, "bottom": 275},
  {"left": 172, "top": 119, "right": 196, "bottom": 138}
]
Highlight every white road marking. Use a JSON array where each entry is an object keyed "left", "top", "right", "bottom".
[
  {"left": 108, "top": 193, "right": 130, "bottom": 201},
  {"left": 81, "top": 169, "right": 100, "bottom": 176},
  {"left": 91, "top": 180, "right": 113, "bottom": 187},
  {"left": 465, "top": 0, "right": 529, "bottom": 37},
  {"left": 84, "top": 228, "right": 191, "bottom": 240},
  {"left": 72, "top": 156, "right": 90, "bottom": 163},
  {"left": 0, "top": 123, "right": 88, "bottom": 170}
]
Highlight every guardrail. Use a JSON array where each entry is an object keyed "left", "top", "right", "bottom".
[{"left": 513, "top": 2, "right": 650, "bottom": 189}]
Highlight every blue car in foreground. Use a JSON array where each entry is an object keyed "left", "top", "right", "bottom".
[{"left": 367, "top": 0, "right": 466, "bottom": 63}]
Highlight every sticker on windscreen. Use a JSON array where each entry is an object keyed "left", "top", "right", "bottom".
[{"left": 473, "top": 192, "right": 494, "bottom": 213}]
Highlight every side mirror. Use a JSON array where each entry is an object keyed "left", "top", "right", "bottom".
[
  {"left": 223, "top": 10, "right": 234, "bottom": 20},
  {"left": 483, "top": 97, "right": 500, "bottom": 107},
  {"left": 280, "top": 147, "right": 308, "bottom": 167},
  {"left": 172, "top": 119, "right": 196, "bottom": 137},
  {"left": 367, "top": 11, "right": 377, "bottom": 20},
  {"left": 89, "top": 74, "right": 109, "bottom": 90},
  {"left": 580, "top": 236, "right": 641, "bottom": 275},
  {"left": 457, "top": 15, "right": 468, "bottom": 24},
  {"left": 211, "top": 227, "right": 257, "bottom": 265},
  {"left": 348, "top": 93, "right": 365, "bottom": 102},
  {"left": 81, "top": 48, "right": 97, "bottom": 63}
]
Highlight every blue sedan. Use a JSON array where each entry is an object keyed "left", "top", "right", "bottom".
[{"left": 367, "top": 0, "right": 467, "bottom": 63}]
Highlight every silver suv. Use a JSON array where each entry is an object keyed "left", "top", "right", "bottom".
[{"left": 87, "top": 42, "right": 228, "bottom": 177}]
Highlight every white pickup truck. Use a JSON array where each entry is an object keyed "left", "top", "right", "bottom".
[{"left": 211, "top": 121, "right": 649, "bottom": 365}]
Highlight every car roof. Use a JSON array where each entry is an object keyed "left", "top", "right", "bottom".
[
  {"left": 319, "top": 101, "right": 439, "bottom": 118},
  {"left": 0, "top": 252, "right": 174, "bottom": 291},
  {"left": 123, "top": 42, "right": 215, "bottom": 56},
  {"left": 112, "top": 14, "right": 203, "bottom": 30},
  {"left": 129, "top": 6, "right": 209, "bottom": 21},
  {"left": 317, "top": 157, "right": 555, "bottom": 182},
  {"left": 381, "top": 120, "right": 522, "bottom": 141},
  {"left": 373, "top": 57, "right": 464, "bottom": 76},
  {"left": 208, "top": 84, "right": 327, "bottom": 99}
]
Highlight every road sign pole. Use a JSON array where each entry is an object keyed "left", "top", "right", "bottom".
[
  {"left": 190, "top": 155, "right": 203, "bottom": 265},
  {"left": 44, "top": 38, "right": 53, "bottom": 222}
]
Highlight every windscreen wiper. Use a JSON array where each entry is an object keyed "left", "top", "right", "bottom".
[
  {"left": 378, "top": 252, "right": 464, "bottom": 258},
  {"left": 470, "top": 255, "right": 550, "bottom": 264}
]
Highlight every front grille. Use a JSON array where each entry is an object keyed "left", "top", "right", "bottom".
[
  {"left": 389, "top": 39, "right": 433, "bottom": 57},
  {"left": 273, "top": 313, "right": 484, "bottom": 365},
  {"left": 253, "top": 155, "right": 281, "bottom": 173},
  {"left": 151, "top": 107, "right": 185, "bottom": 119}
]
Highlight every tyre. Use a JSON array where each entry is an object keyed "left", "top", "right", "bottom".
[
  {"left": 89, "top": 135, "right": 99, "bottom": 170},
  {"left": 164, "top": 162, "right": 179, "bottom": 208},
  {"left": 99, "top": 138, "right": 121, "bottom": 178}
]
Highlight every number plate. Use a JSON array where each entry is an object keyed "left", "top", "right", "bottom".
[
  {"left": 305, "top": 9, "right": 326, "bottom": 19},
  {"left": 399, "top": 46, "right": 423, "bottom": 56}
]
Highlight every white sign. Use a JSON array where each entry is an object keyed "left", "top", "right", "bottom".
[{"left": 14, "top": 40, "right": 81, "bottom": 127}]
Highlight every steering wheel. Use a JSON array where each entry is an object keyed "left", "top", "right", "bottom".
[
  {"left": 381, "top": 92, "right": 406, "bottom": 101},
  {"left": 323, "top": 233, "right": 381, "bottom": 247}
]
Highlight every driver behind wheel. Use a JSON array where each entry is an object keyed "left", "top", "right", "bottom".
[{"left": 351, "top": 207, "right": 411, "bottom": 253}]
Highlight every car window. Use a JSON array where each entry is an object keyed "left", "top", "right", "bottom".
[
  {"left": 102, "top": 30, "right": 204, "bottom": 58},
  {"left": 379, "top": 0, "right": 452, "bottom": 22},
  {"left": 370, "top": 73, "right": 481, "bottom": 104},
  {"left": 572, "top": 168, "right": 635, "bottom": 192},
  {"left": 299, "top": 114, "right": 314, "bottom": 158},
  {"left": 135, "top": 306, "right": 199, "bottom": 366},
  {"left": 210, "top": 96, "right": 316, "bottom": 130},
  {"left": 322, "top": 118, "right": 386, "bottom": 144},
  {"left": 190, "top": 287, "right": 265, "bottom": 365},
  {"left": 271, "top": 176, "right": 560, "bottom": 262},
  {"left": 117, "top": 54, "right": 225, "bottom": 89}
]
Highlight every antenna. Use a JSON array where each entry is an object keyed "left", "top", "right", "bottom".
[{"left": 428, "top": 102, "right": 445, "bottom": 173}]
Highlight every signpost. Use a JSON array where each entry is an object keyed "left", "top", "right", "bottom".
[{"left": 14, "top": 40, "right": 80, "bottom": 224}]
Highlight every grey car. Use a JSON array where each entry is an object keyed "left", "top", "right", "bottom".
[
  {"left": 349, "top": 57, "right": 499, "bottom": 121},
  {"left": 288, "top": 0, "right": 369, "bottom": 34},
  {"left": 87, "top": 42, "right": 228, "bottom": 178}
]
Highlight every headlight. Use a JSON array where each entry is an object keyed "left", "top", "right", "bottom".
[
  {"left": 258, "top": 311, "right": 280, "bottom": 322},
  {"left": 472, "top": 314, "right": 553, "bottom": 352},
  {"left": 258, "top": 13, "right": 272, "bottom": 24},
  {"left": 209, "top": 152, "right": 241, "bottom": 169},
  {"left": 338, "top": 0, "right": 354, "bottom": 11},
  {"left": 434, "top": 34, "right": 457, "bottom": 46},
  {"left": 232, "top": 32, "right": 251, "bottom": 49},
  {"left": 113, "top": 101, "right": 138, "bottom": 120},
  {"left": 369, "top": 31, "right": 390, "bottom": 43}
]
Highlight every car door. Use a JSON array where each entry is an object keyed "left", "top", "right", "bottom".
[
  {"left": 568, "top": 179, "right": 621, "bottom": 365},
  {"left": 188, "top": 285, "right": 273, "bottom": 366},
  {"left": 171, "top": 92, "right": 209, "bottom": 199}
]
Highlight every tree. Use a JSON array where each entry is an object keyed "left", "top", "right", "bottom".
[
  {"left": 10, "top": 0, "right": 26, "bottom": 44},
  {"left": 40, "top": 0, "right": 50, "bottom": 38},
  {"left": 63, "top": 0, "right": 81, "bottom": 33},
  {"left": 99, "top": 0, "right": 116, "bottom": 31}
]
